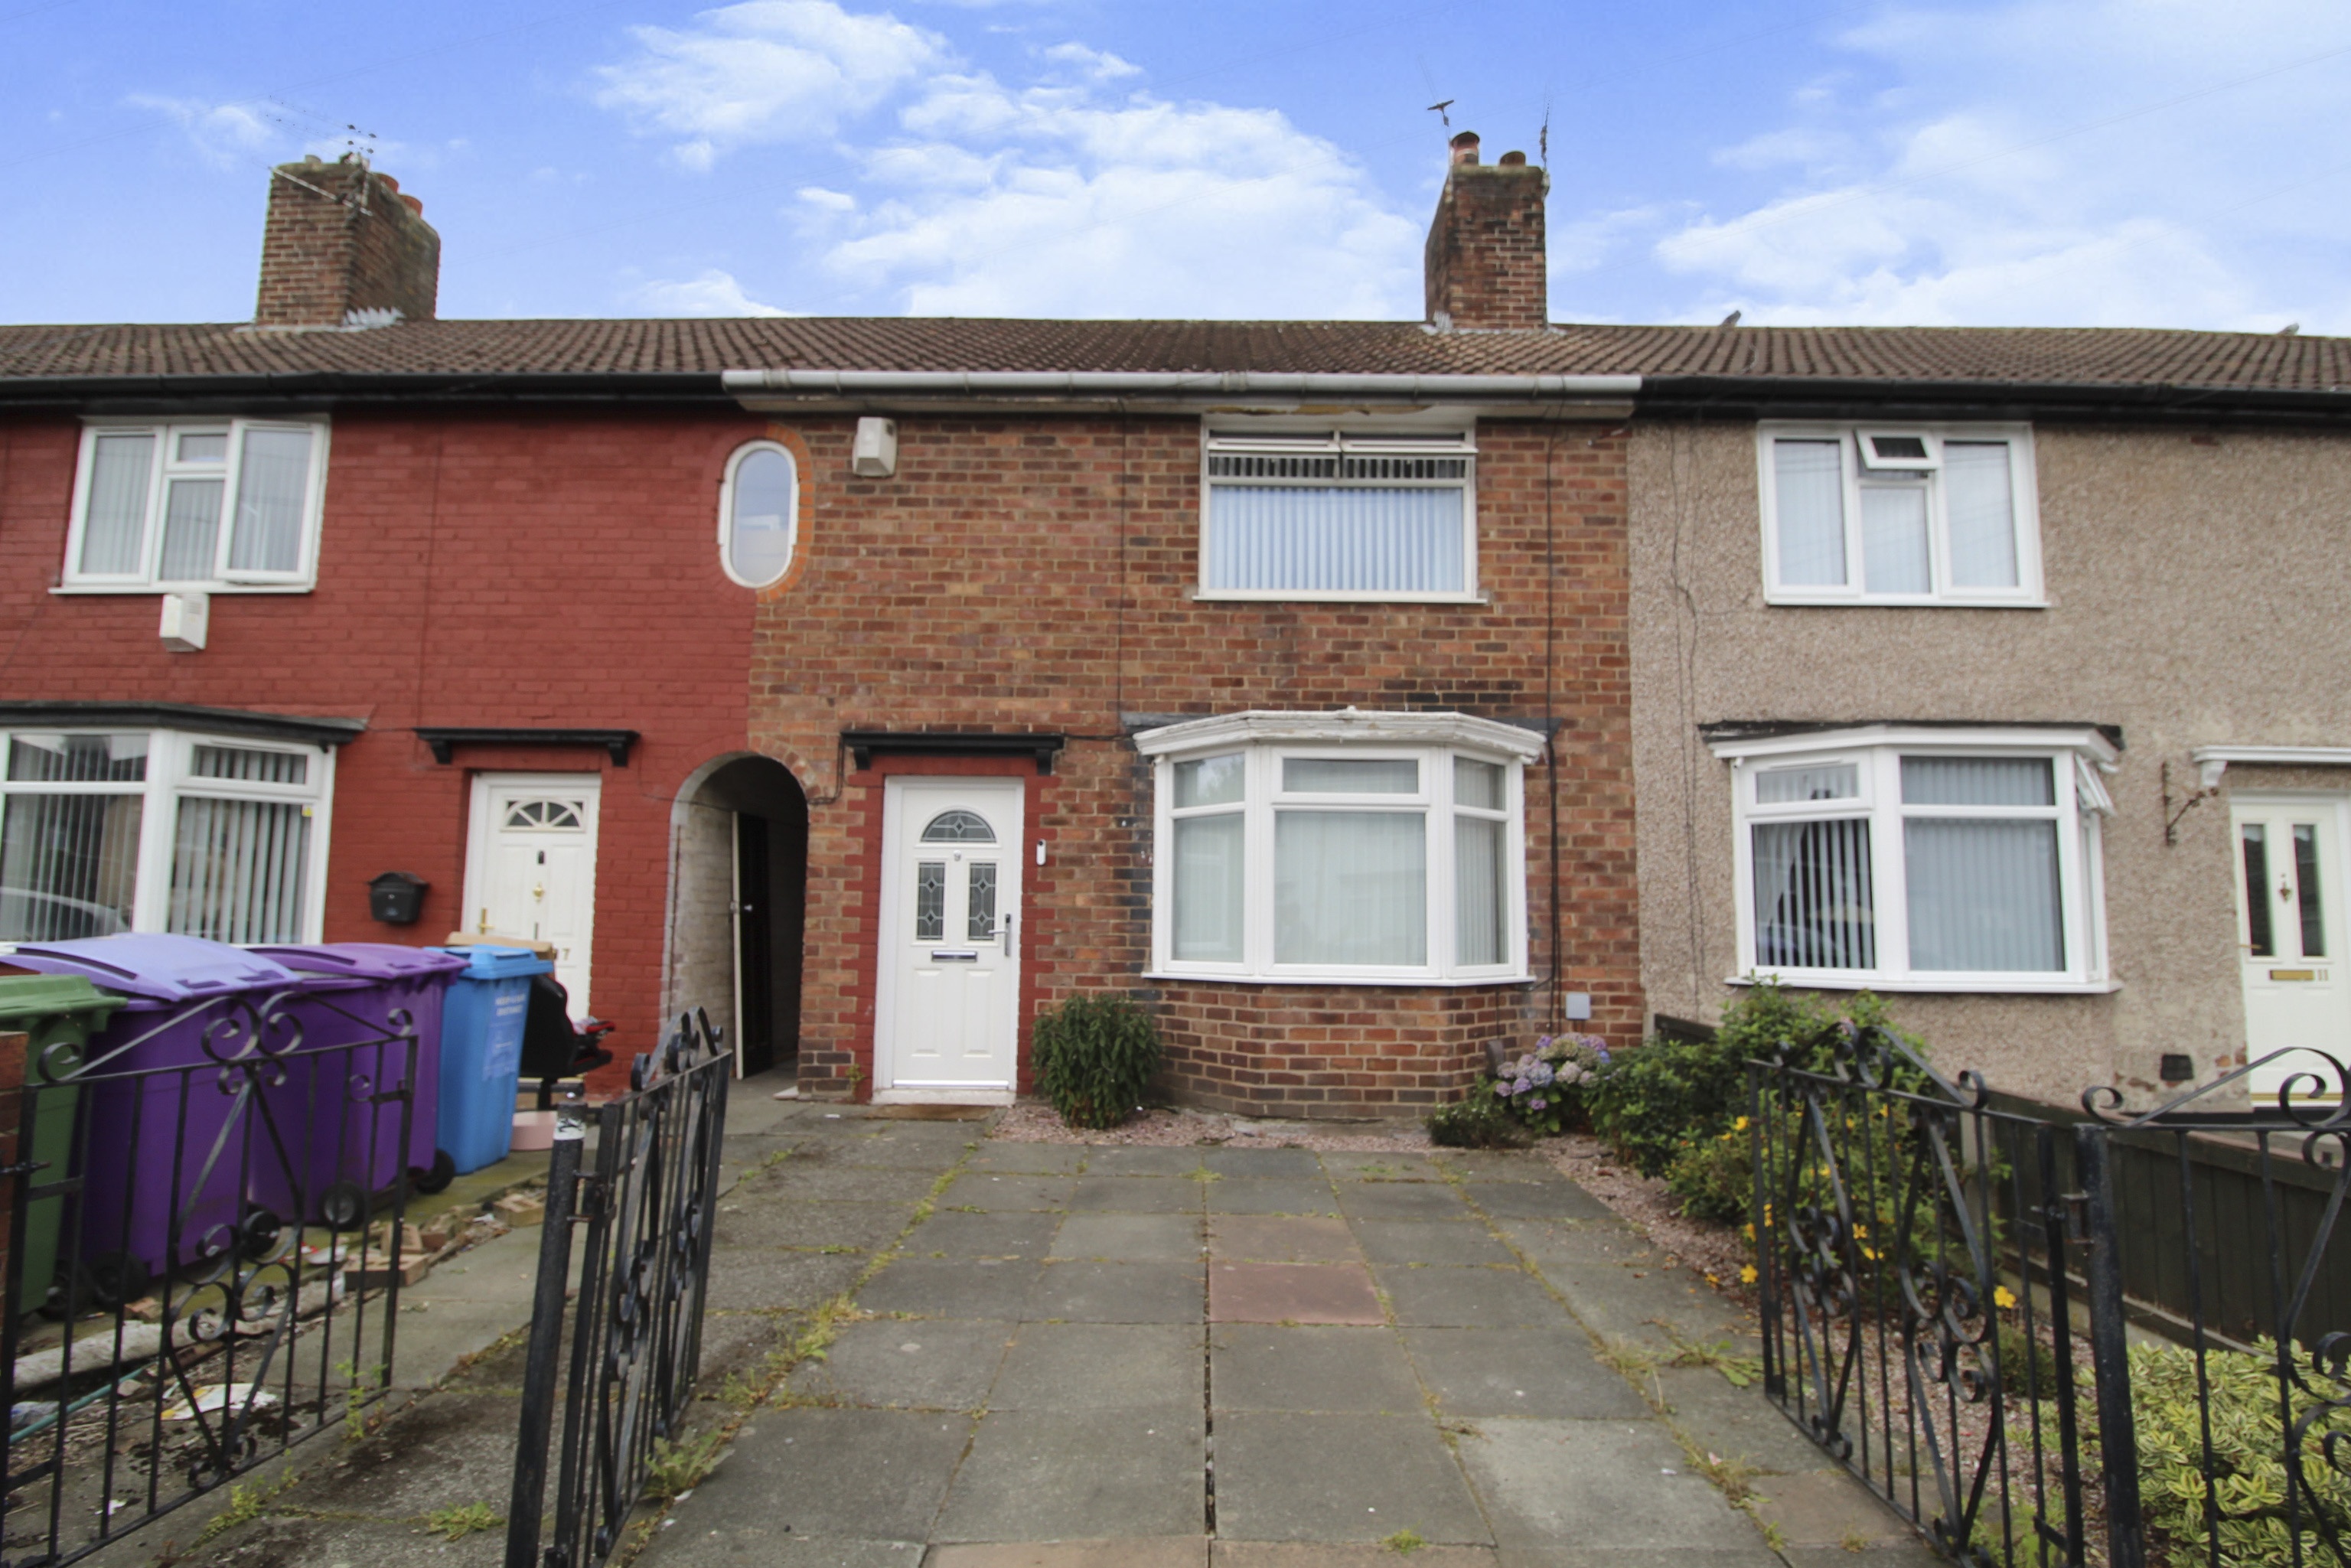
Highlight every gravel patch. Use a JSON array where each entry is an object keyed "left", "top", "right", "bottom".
[{"left": 1547, "top": 1131, "right": 1755, "bottom": 1298}]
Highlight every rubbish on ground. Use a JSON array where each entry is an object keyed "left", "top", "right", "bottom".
[
  {"left": 772, "top": 1087, "right": 798, "bottom": 1100},
  {"left": 493, "top": 1191, "right": 547, "bottom": 1227},
  {"left": 159, "top": 1384, "right": 278, "bottom": 1422},
  {"left": 120, "top": 1296, "right": 165, "bottom": 1322}
]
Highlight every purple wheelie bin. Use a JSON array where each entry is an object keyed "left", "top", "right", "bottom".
[
  {"left": 247, "top": 944, "right": 466, "bottom": 1226},
  {"left": 1, "top": 934, "right": 305, "bottom": 1305}
]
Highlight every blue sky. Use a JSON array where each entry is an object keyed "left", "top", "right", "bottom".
[{"left": 5, "top": 0, "right": 2349, "bottom": 331}]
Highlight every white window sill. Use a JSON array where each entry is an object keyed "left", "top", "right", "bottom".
[
  {"left": 1190, "top": 590, "right": 1489, "bottom": 605},
  {"left": 1145, "top": 970, "right": 1531, "bottom": 988},
  {"left": 1727, "top": 973, "right": 2120, "bottom": 996},
  {"left": 52, "top": 583, "right": 315, "bottom": 597},
  {"left": 1762, "top": 592, "right": 2047, "bottom": 610}
]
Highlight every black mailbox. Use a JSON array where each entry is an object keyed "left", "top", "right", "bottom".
[{"left": 369, "top": 872, "right": 429, "bottom": 925}]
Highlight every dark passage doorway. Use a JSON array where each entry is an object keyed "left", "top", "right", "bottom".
[{"left": 672, "top": 755, "right": 807, "bottom": 1080}]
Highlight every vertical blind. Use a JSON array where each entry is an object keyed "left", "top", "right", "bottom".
[
  {"left": 1772, "top": 440, "right": 1845, "bottom": 585},
  {"left": 1901, "top": 756, "right": 2061, "bottom": 972},
  {"left": 0, "top": 795, "right": 142, "bottom": 940},
  {"left": 1860, "top": 483, "right": 1931, "bottom": 593},
  {"left": 1274, "top": 810, "right": 1427, "bottom": 967},
  {"left": 227, "top": 428, "right": 314, "bottom": 573},
  {"left": 1753, "top": 818, "right": 1876, "bottom": 970},
  {"left": 79, "top": 433, "right": 155, "bottom": 575},
  {"left": 168, "top": 796, "right": 310, "bottom": 944},
  {"left": 1944, "top": 442, "right": 2019, "bottom": 588},
  {"left": 1172, "top": 813, "right": 1244, "bottom": 961},
  {"left": 1206, "top": 487, "right": 1466, "bottom": 595}
]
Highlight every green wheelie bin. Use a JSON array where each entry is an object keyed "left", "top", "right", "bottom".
[{"left": 0, "top": 975, "right": 127, "bottom": 1314}]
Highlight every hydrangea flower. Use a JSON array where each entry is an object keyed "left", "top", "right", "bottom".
[
  {"left": 1494, "top": 1079, "right": 1515, "bottom": 1097},
  {"left": 1528, "top": 1096, "right": 1547, "bottom": 1111},
  {"left": 1529, "top": 1061, "right": 1554, "bottom": 1087},
  {"left": 1512, "top": 1077, "right": 1533, "bottom": 1097}
]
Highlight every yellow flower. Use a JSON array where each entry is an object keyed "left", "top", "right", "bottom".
[
  {"left": 1743, "top": 1223, "right": 1756, "bottom": 1240},
  {"left": 1733, "top": 1116, "right": 1750, "bottom": 1132},
  {"left": 1740, "top": 1264, "right": 1759, "bottom": 1285},
  {"left": 1994, "top": 1286, "right": 2019, "bottom": 1312},
  {"left": 1851, "top": 1223, "right": 1868, "bottom": 1239}
]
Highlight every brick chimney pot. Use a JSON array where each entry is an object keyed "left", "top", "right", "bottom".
[
  {"left": 1423, "top": 132, "right": 1549, "bottom": 331},
  {"left": 253, "top": 158, "right": 440, "bottom": 327}
]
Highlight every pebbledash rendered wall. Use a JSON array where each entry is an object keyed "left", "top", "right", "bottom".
[
  {"left": 745, "top": 412, "right": 1644, "bottom": 1116},
  {"left": 0, "top": 409, "right": 766, "bottom": 1093},
  {"left": 1625, "top": 419, "right": 2351, "bottom": 1107}
]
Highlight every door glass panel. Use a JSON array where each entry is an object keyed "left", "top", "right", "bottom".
[
  {"left": 2243, "top": 825, "right": 2274, "bottom": 958},
  {"left": 915, "top": 861, "right": 945, "bottom": 941},
  {"left": 2294, "top": 823, "right": 2327, "bottom": 959},
  {"left": 967, "top": 862, "right": 997, "bottom": 941},
  {"left": 921, "top": 810, "right": 996, "bottom": 843}
]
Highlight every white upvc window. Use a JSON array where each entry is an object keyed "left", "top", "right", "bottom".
[
  {"left": 1198, "top": 429, "right": 1478, "bottom": 601},
  {"left": 1137, "top": 710, "right": 1542, "bottom": 984},
  {"left": 0, "top": 729, "right": 334, "bottom": 944},
  {"left": 718, "top": 439, "right": 798, "bottom": 588},
  {"left": 1713, "top": 725, "right": 2115, "bottom": 993},
  {"left": 62, "top": 418, "right": 331, "bottom": 593},
  {"left": 1757, "top": 422, "right": 2040, "bottom": 606}
]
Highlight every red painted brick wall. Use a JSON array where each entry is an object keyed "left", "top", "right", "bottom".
[
  {"left": 0, "top": 409, "right": 765, "bottom": 1090},
  {"left": 753, "top": 414, "right": 1640, "bottom": 1116}
]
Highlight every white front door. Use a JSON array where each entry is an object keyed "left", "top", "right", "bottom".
[
  {"left": 2234, "top": 794, "right": 2351, "bottom": 1100},
  {"left": 466, "top": 774, "right": 601, "bottom": 1011},
  {"left": 874, "top": 778, "right": 1022, "bottom": 1099}
]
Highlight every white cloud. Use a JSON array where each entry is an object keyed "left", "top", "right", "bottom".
[
  {"left": 595, "top": 0, "right": 945, "bottom": 161},
  {"left": 129, "top": 95, "right": 276, "bottom": 168},
  {"left": 1647, "top": 0, "right": 2351, "bottom": 330},
  {"left": 819, "top": 73, "right": 1418, "bottom": 317},
  {"left": 630, "top": 269, "right": 799, "bottom": 315},
  {"left": 1039, "top": 41, "right": 1140, "bottom": 81}
]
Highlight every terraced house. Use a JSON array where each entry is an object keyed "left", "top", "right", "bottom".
[{"left": 2, "top": 135, "right": 2346, "bottom": 1113}]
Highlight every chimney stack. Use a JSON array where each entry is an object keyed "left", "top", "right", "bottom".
[
  {"left": 255, "top": 155, "right": 440, "bottom": 328},
  {"left": 1422, "top": 131, "right": 1549, "bottom": 331}
]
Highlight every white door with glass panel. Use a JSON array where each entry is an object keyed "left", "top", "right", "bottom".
[
  {"left": 465, "top": 774, "right": 600, "bottom": 1010},
  {"left": 2234, "top": 797, "right": 2351, "bottom": 1100},
  {"left": 875, "top": 780, "right": 1022, "bottom": 1097}
]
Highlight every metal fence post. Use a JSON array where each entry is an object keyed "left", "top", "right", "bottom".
[
  {"left": 505, "top": 1111, "right": 587, "bottom": 1568},
  {"left": 2073, "top": 1121, "right": 2145, "bottom": 1568}
]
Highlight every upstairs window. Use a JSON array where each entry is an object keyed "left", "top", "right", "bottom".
[
  {"left": 1200, "top": 429, "right": 1477, "bottom": 601},
  {"left": 64, "top": 419, "right": 329, "bottom": 592},
  {"left": 1758, "top": 423, "right": 2040, "bottom": 606},
  {"left": 719, "top": 441, "right": 798, "bottom": 588}
]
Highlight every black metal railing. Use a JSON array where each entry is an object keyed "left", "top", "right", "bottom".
[
  {"left": 506, "top": 1011, "right": 731, "bottom": 1568},
  {"left": 0, "top": 986, "right": 421, "bottom": 1568},
  {"left": 1754, "top": 1029, "right": 2351, "bottom": 1568}
]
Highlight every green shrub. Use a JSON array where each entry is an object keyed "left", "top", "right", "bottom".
[
  {"left": 2109, "top": 1338, "right": 2351, "bottom": 1568},
  {"left": 1426, "top": 1094, "right": 1533, "bottom": 1149},
  {"left": 1662, "top": 1120, "right": 1753, "bottom": 1224},
  {"left": 1032, "top": 994, "right": 1162, "bottom": 1130}
]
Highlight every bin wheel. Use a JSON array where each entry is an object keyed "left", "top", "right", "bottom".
[
  {"left": 240, "top": 1205, "right": 285, "bottom": 1261},
  {"left": 410, "top": 1149, "right": 456, "bottom": 1196},
  {"left": 319, "top": 1181, "right": 370, "bottom": 1233},
  {"left": 83, "top": 1252, "right": 152, "bottom": 1311}
]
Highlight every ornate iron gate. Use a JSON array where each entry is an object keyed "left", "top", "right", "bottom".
[{"left": 506, "top": 1011, "right": 731, "bottom": 1568}]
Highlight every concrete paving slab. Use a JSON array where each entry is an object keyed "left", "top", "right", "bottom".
[
  {"left": 1441, "top": 1153, "right": 1562, "bottom": 1182},
  {"left": 1353, "top": 1219, "right": 1515, "bottom": 1267},
  {"left": 930, "top": 1541, "right": 1208, "bottom": 1568},
  {"left": 829, "top": 1125, "right": 986, "bottom": 1166},
  {"left": 386, "top": 1300, "right": 533, "bottom": 1390},
  {"left": 1400, "top": 1329, "right": 1647, "bottom": 1420},
  {"left": 1211, "top": 1547, "right": 1495, "bottom": 1568},
  {"left": 174, "top": 1514, "right": 504, "bottom": 1568},
  {"left": 279, "top": 1390, "right": 524, "bottom": 1517},
  {"left": 1335, "top": 1182, "right": 1473, "bottom": 1221},
  {"left": 693, "top": 1310, "right": 793, "bottom": 1388},
  {"left": 642, "top": 1527, "right": 927, "bottom": 1566},
  {"left": 1052, "top": 1213, "right": 1205, "bottom": 1261},
  {"left": 1208, "top": 1325, "right": 1422, "bottom": 1414},
  {"left": 1644, "top": 1368, "right": 1836, "bottom": 1477},
  {"left": 1374, "top": 1266, "right": 1567, "bottom": 1329},
  {"left": 705, "top": 1247, "right": 869, "bottom": 1312},
  {"left": 791, "top": 1318, "right": 1015, "bottom": 1410},
  {"left": 1319, "top": 1153, "right": 1446, "bottom": 1182},
  {"left": 1205, "top": 1179, "right": 1339, "bottom": 1217},
  {"left": 1207, "top": 1216, "right": 1361, "bottom": 1264},
  {"left": 414, "top": 1229, "right": 543, "bottom": 1304},
  {"left": 1749, "top": 1469, "right": 1919, "bottom": 1547},
  {"left": 1200, "top": 1147, "right": 1325, "bottom": 1179},
  {"left": 1466, "top": 1182, "right": 1612, "bottom": 1224},
  {"left": 861, "top": 1258, "right": 1045, "bottom": 1319},
  {"left": 1487, "top": 1551, "right": 1778, "bottom": 1568},
  {"left": 935, "top": 1409, "right": 1205, "bottom": 1541},
  {"left": 1027, "top": 1260, "right": 1205, "bottom": 1324},
  {"left": 1454, "top": 1420, "right": 1760, "bottom": 1554},
  {"left": 1084, "top": 1147, "right": 1218, "bottom": 1177},
  {"left": 749, "top": 1164, "right": 948, "bottom": 1206},
  {"left": 941, "top": 1175, "right": 1078, "bottom": 1212},
  {"left": 908, "top": 1209, "right": 1062, "bottom": 1260},
  {"left": 1208, "top": 1263, "right": 1384, "bottom": 1326},
  {"left": 968, "top": 1143, "right": 1089, "bottom": 1175},
  {"left": 1211, "top": 1412, "right": 1489, "bottom": 1544},
  {"left": 1070, "top": 1177, "right": 1205, "bottom": 1214},
  {"left": 677, "top": 1407, "right": 973, "bottom": 1543},
  {"left": 1777, "top": 1546, "right": 1942, "bottom": 1568},
  {"left": 722, "top": 1199, "right": 915, "bottom": 1253},
  {"left": 990, "top": 1322, "right": 1205, "bottom": 1411}
]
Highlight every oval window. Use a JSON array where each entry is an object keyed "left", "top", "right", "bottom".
[{"left": 721, "top": 442, "right": 797, "bottom": 588}]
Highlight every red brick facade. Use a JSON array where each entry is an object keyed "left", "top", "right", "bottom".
[{"left": 751, "top": 413, "right": 1641, "bottom": 1114}]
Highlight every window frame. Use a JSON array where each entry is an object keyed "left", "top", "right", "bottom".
[
  {"left": 716, "top": 439, "right": 800, "bottom": 590},
  {"left": 1756, "top": 421, "right": 2043, "bottom": 608},
  {"left": 0, "top": 727, "right": 334, "bottom": 942},
  {"left": 1713, "top": 725, "right": 2114, "bottom": 993},
  {"left": 60, "top": 417, "right": 332, "bottom": 595},
  {"left": 1196, "top": 426, "right": 1481, "bottom": 605},
  {"left": 1137, "top": 710, "right": 1541, "bottom": 985}
]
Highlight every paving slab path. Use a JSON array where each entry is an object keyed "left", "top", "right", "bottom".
[{"left": 152, "top": 1098, "right": 1938, "bottom": 1568}]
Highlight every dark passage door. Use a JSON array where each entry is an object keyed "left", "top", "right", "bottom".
[{"left": 735, "top": 813, "right": 774, "bottom": 1074}]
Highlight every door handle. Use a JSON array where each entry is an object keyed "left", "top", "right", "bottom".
[{"left": 999, "top": 913, "right": 1014, "bottom": 956}]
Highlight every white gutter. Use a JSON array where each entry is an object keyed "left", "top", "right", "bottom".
[
  {"left": 722, "top": 369, "right": 1641, "bottom": 404},
  {"left": 2192, "top": 745, "right": 2351, "bottom": 788}
]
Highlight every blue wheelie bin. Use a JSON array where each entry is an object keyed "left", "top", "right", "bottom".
[
  {"left": 0, "top": 935, "right": 305, "bottom": 1304},
  {"left": 432, "top": 944, "right": 553, "bottom": 1174},
  {"left": 246, "top": 944, "right": 468, "bottom": 1227}
]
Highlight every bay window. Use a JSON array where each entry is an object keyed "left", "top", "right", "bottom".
[
  {"left": 1712, "top": 725, "right": 2114, "bottom": 992},
  {"left": 64, "top": 418, "right": 330, "bottom": 592},
  {"left": 0, "top": 728, "right": 335, "bottom": 944},
  {"left": 1140, "top": 711, "right": 1541, "bottom": 983}
]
